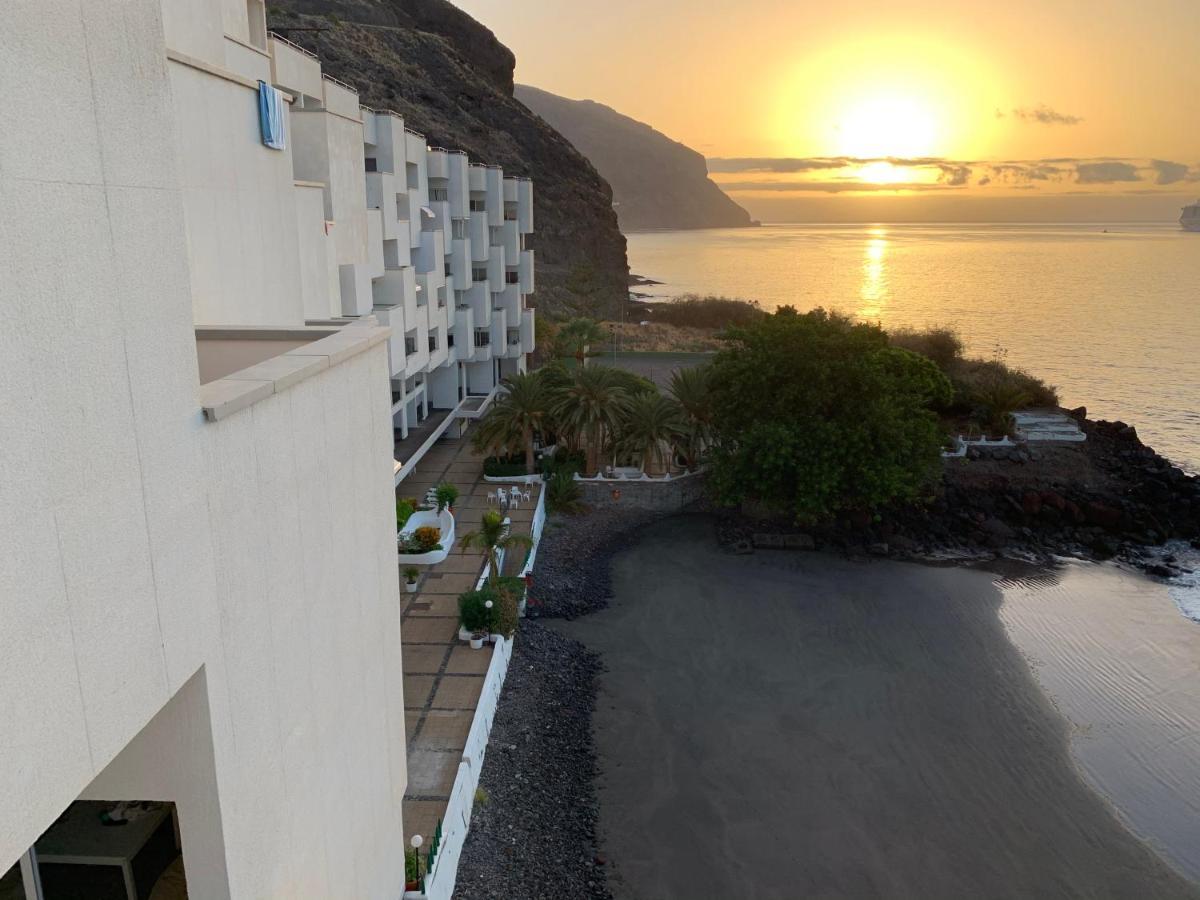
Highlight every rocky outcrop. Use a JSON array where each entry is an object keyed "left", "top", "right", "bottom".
[
  {"left": 515, "top": 85, "right": 755, "bottom": 233},
  {"left": 268, "top": 0, "right": 629, "bottom": 318},
  {"left": 718, "top": 415, "right": 1200, "bottom": 579}
]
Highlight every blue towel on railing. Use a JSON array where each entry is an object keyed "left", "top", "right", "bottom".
[{"left": 257, "top": 80, "right": 285, "bottom": 150}]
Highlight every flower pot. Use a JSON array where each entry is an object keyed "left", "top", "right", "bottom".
[
  {"left": 405, "top": 581, "right": 418, "bottom": 594},
  {"left": 469, "top": 635, "right": 485, "bottom": 650},
  {"left": 458, "top": 626, "right": 473, "bottom": 642}
]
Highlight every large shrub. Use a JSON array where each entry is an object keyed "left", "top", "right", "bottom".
[
  {"left": 708, "top": 308, "right": 952, "bottom": 522},
  {"left": 458, "top": 590, "right": 493, "bottom": 633},
  {"left": 888, "top": 325, "right": 965, "bottom": 371},
  {"left": 648, "top": 295, "right": 765, "bottom": 330}
]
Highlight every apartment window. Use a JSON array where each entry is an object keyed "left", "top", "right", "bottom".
[
  {"left": 447, "top": 334, "right": 456, "bottom": 348},
  {"left": 470, "top": 198, "right": 486, "bottom": 212},
  {"left": 430, "top": 187, "right": 449, "bottom": 202},
  {"left": 428, "top": 335, "right": 438, "bottom": 352},
  {"left": 505, "top": 271, "right": 519, "bottom": 285},
  {"left": 365, "top": 157, "right": 378, "bottom": 173},
  {"left": 474, "top": 329, "right": 491, "bottom": 348},
  {"left": 473, "top": 268, "right": 488, "bottom": 283},
  {"left": 444, "top": 262, "right": 451, "bottom": 277},
  {"left": 504, "top": 205, "right": 518, "bottom": 221},
  {"left": 405, "top": 337, "right": 416, "bottom": 355},
  {"left": 452, "top": 220, "right": 468, "bottom": 240}
]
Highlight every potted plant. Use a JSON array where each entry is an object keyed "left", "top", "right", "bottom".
[
  {"left": 434, "top": 482, "right": 460, "bottom": 514},
  {"left": 403, "top": 566, "right": 420, "bottom": 594},
  {"left": 469, "top": 632, "right": 486, "bottom": 650}
]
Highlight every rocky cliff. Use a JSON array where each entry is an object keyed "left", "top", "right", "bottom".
[
  {"left": 267, "top": 0, "right": 629, "bottom": 318},
  {"left": 515, "top": 85, "right": 755, "bottom": 233}
]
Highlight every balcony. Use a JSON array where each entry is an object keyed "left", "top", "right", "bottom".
[
  {"left": 321, "top": 74, "right": 360, "bottom": 119},
  {"left": 196, "top": 322, "right": 389, "bottom": 422},
  {"left": 473, "top": 329, "right": 491, "bottom": 349},
  {"left": 268, "top": 32, "right": 322, "bottom": 99}
]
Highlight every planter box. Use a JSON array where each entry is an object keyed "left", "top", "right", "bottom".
[{"left": 398, "top": 508, "right": 456, "bottom": 565}]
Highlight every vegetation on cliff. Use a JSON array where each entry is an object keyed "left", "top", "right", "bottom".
[{"left": 268, "top": 0, "right": 629, "bottom": 318}]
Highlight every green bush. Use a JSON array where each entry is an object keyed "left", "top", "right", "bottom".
[
  {"left": 546, "top": 470, "right": 584, "bottom": 514},
  {"left": 493, "top": 576, "right": 524, "bottom": 637},
  {"left": 396, "top": 499, "right": 415, "bottom": 531},
  {"left": 483, "top": 456, "right": 529, "bottom": 478},
  {"left": 540, "top": 449, "right": 585, "bottom": 478},
  {"left": 646, "top": 294, "right": 765, "bottom": 330},
  {"left": 888, "top": 325, "right": 964, "bottom": 371},
  {"left": 708, "top": 308, "right": 952, "bottom": 522},
  {"left": 458, "top": 589, "right": 494, "bottom": 633},
  {"left": 434, "top": 482, "right": 460, "bottom": 512},
  {"left": 948, "top": 358, "right": 1059, "bottom": 411}
]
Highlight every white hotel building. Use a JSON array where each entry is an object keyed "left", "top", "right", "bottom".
[{"left": 0, "top": 0, "right": 533, "bottom": 898}]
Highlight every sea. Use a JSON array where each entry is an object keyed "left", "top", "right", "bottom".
[{"left": 626, "top": 223, "right": 1200, "bottom": 474}]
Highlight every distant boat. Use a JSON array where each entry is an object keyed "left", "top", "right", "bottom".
[{"left": 1182, "top": 201, "right": 1200, "bottom": 232}]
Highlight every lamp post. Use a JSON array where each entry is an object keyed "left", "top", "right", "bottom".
[
  {"left": 485, "top": 599, "right": 494, "bottom": 642},
  {"left": 411, "top": 834, "right": 424, "bottom": 890},
  {"left": 609, "top": 322, "right": 617, "bottom": 365}
]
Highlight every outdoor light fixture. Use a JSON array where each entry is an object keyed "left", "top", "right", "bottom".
[{"left": 411, "top": 834, "right": 424, "bottom": 888}]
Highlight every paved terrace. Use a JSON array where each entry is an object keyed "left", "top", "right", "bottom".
[{"left": 399, "top": 437, "right": 541, "bottom": 848}]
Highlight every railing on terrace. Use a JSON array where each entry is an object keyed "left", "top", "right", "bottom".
[
  {"left": 267, "top": 31, "right": 318, "bottom": 59},
  {"left": 321, "top": 73, "right": 357, "bottom": 93}
]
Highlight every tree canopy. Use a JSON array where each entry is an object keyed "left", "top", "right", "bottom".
[{"left": 707, "top": 308, "right": 952, "bottom": 522}]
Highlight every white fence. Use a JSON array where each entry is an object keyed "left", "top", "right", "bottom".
[{"left": 417, "top": 634, "right": 512, "bottom": 900}]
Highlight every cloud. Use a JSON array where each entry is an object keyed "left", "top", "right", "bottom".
[
  {"left": 1151, "top": 159, "right": 1191, "bottom": 185},
  {"left": 708, "top": 157, "right": 850, "bottom": 173},
  {"left": 1011, "top": 104, "right": 1083, "bottom": 126},
  {"left": 1075, "top": 162, "right": 1141, "bottom": 184},
  {"left": 937, "top": 164, "right": 972, "bottom": 186},
  {"left": 978, "top": 176, "right": 992, "bottom": 186},
  {"left": 717, "top": 180, "right": 963, "bottom": 194}
]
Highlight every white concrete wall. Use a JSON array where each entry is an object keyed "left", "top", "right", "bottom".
[
  {"left": 170, "top": 61, "right": 306, "bottom": 326},
  {"left": 0, "top": 3, "right": 407, "bottom": 897}
]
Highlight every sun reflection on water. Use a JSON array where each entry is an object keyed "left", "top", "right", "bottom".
[{"left": 859, "top": 228, "right": 889, "bottom": 317}]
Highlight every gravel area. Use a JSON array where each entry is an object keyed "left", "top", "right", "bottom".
[
  {"left": 454, "top": 508, "right": 676, "bottom": 898},
  {"left": 453, "top": 624, "right": 608, "bottom": 900}
]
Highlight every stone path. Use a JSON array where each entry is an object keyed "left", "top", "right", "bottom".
[{"left": 398, "top": 436, "right": 541, "bottom": 848}]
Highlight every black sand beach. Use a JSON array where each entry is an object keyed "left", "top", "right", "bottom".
[{"left": 554, "top": 517, "right": 1200, "bottom": 899}]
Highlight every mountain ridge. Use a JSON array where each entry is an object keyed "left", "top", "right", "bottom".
[{"left": 515, "top": 84, "right": 755, "bottom": 233}]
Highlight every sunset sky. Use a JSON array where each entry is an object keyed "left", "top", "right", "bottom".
[{"left": 454, "top": 0, "right": 1200, "bottom": 221}]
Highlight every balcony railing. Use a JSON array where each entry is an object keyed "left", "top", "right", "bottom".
[{"left": 473, "top": 330, "right": 491, "bottom": 348}]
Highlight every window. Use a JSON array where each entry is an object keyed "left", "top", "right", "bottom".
[
  {"left": 452, "top": 220, "right": 468, "bottom": 240},
  {"left": 430, "top": 187, "right": 449, "bottom": 202},
  {"left": 405, "top": 337, "right": 416, "bottom": 355},
  {"left": 428, "top": 335, "right": 438, "bottom": 352},
  {"left": 473, "top": 268, "right": 488, "bottom": 283},
  {"left": 448, "top": 334, "right": 456, "bottom": 348},
  {"left": 474, "top": 329, "right": 491, "bottom": 348},
  {"left": 470, "top": 198, "right": 486, "bottom": 212}
]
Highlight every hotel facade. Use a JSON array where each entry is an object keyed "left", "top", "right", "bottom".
[{"left": 0, "top": 0, "right": 533, "bottom": 897}]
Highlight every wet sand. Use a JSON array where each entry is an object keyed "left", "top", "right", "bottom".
[{"left": 554, "top": 517, "right": 1200, "bottom": 899}]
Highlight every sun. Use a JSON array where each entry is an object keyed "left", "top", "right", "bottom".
[{"left": 836, "top": 95, "right": 940, "bottom": 160}]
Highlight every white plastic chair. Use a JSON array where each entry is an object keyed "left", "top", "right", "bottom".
[
  {"left": 485, "top": 490, "right": 497, "bottom": 505},
  {"left": 508, "top": 486, "right": 522, "bottom": 508},
  {"left": 521, "top": 488, "right": 532, "bottom": 503}
]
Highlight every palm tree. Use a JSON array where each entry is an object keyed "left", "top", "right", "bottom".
[
  {"left": 551, "top": 366, "right": 631, "bottom": 476},
  {"left": 618, "top": 391, "right": 686, "bottom": 474},
  {"left": 461, "top": 509, "right": 533, "bottom": 586},
  {"left": 475, "top": 371, "right": 551, "bottom": 473},
  {"left": 560, "top": 318, "right": 609, "bottom": 368},
  {"left": 669, "top": 365, "right": 713, "bottom": 470}
]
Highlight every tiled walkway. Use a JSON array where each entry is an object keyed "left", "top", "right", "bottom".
[{"left": 398, "top": 436, "right": 540, "bottom": 847}]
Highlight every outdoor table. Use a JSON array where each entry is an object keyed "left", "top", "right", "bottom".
[{"left": 35, "top": 801, "right": 171, "bottom": 900}]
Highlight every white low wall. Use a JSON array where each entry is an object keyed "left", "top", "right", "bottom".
[{"left": 418, "top": 635, "right": 513, "bottom": 900}]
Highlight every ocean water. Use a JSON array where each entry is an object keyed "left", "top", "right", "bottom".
[{"left": 627, "top": 223, "right": 1200, "bottom": 472}]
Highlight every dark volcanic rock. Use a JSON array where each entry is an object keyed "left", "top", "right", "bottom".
[
  {"left": 268, "top": 0, "right": 630, "bottom": 318},
  {"left": 515, "top": 85, "right": 755, "bottom": 232},
  {"left": 454, "top": 624, "right": 611, "bottom": 900}
]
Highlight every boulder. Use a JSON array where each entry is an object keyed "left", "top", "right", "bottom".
[{"left": 1085, "top": 502, "right": 1122, "bottom": 530}]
